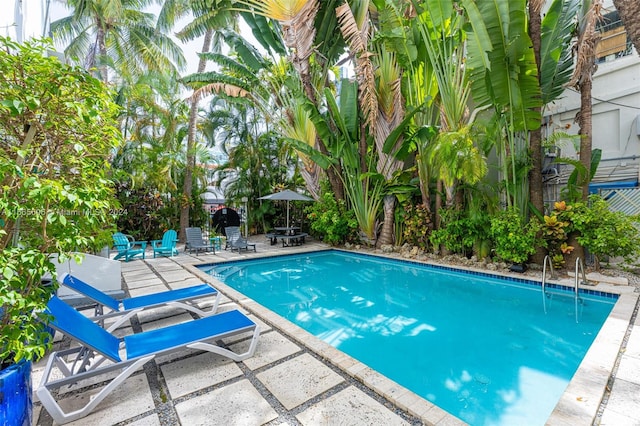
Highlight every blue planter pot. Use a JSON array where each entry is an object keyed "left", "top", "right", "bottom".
[{"left": 0, "top": 359, "right": 32, "bottom": 426}]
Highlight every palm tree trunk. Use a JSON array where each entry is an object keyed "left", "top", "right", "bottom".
[
  {"left": 613, "top": 0, "right": 640, "bottom": 55},
  {"left": 529, "top": 0, "right": 546, "bottom": 264},
  {"left": 377, "top": 195, "right": 396, "bottom": 247},
  {"left": 96, "top": 25, "right": 108, "bottom": 82},
  {"left": 179, "top": 29, "right": 213, "bottom": 243},
  {"left": 579, "top": 77, "right": 593, "bottom": 201}
]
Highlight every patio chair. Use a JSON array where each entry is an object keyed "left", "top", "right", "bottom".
[
  {"left": 112, "top": 232, "right": 146, "bottom": 261},
  {"left": 37, "top": 296, "right": 260, "bottom": 425},
  {"left": 225, "top": 226, "right": 256, "bottom": 253},
  {"left": 185, "top": 227, "right": 215, "bottom": 255},
  {"left": 60, "top": 273, "right": 220, "bottom": 331},
  {"left": 151, "top": 229, "right": 179, "bottom": 258}
]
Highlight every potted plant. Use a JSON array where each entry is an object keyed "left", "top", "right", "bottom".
[
  {"left": 0, "top": 36, "right": 121, "bottom": 423},
  {"left": 490, "top": 207, "right": 543, "bottom": 272}
]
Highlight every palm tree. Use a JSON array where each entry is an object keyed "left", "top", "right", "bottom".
[
  {"left": 564, "top": 0, "right": 604, "bottom": 265},
  {"left": 612, "top": 0, "right": 640, "bottom": 55},
  {"left": 567, "top": 0, "right": 603, "bottom": 202},
  {"left": 207, "top": 98, "right": 292, "bottom": 233},
  {"left": 236, "top": 0, "right": 347, "bottom": 201},
  {"left": 113, "top": 70, "right": 190, "bottom": 193},
  {"left": 335, "top": 1, "right": 408, "bottom": 246},
  {"left": 526, "top": 0, "right": 581, "bottom": 262},
  {"left": 50, "top": 0, "right": 185, "bottom": 82},
  {"left": 462, "top": 0, "right": 542, "bottom": 213},
  {"left": 156, "top": 0, "right": 239, "bottom": 241}
]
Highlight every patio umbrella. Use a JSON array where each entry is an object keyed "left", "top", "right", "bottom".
[{"left": 258, "top": 189, "right": 314, "bottom": 229}]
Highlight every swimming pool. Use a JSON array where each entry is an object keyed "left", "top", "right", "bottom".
[{"left": 198, "top": 250, "right": 618, "bottom": 425}]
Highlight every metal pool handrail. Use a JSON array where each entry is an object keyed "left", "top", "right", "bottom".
[
  {"left": 541, "top": 255, "right": 554, "bottom": 297},
  {"left": 542, "top": 255, "right": 585, "bottom": 322},
  {"left": 541, "top": 255, "right": 554, "bottom": 314},
  {"left": 575, "top": 257, "right": 588, "bottom": 297}
]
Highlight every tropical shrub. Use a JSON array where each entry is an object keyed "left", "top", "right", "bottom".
[
  {"left": 306, "top": 186, "right": 359, "bottom": 246},
  {"left": 565, "top": 196, "right": 640, "bottom": 269},
  {"left": 542, "top": 201, "right": 574, "bottom": 268},
  {"left": 402, "top": 202, "right": 432, "bottom": 249},
  {"left": 0, "top": 36, "right": 121, "bottom": 368},
  {"left": 431, "top": 208, "right": 491, "bottom": 257},
  {"left": 489, "top": 208, "right": 543, "bottom": 264}
]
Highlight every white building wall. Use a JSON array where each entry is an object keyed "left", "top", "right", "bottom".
[
  {"left": 1, "top": 0, "right": 51, "bottom": 42},
  {"left": 543, "top": 36, "right": 640, "bottom": 205}
]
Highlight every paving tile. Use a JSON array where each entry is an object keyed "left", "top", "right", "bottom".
[
  {"left": 122, "top": 272, "right": 154, "bottom": 283},
  {"left": 256, "top": 353, "right": 344, "bottom": 409},
  {"left": 145, "top": 260, "right": 182, "bottom": 270},
  {"left": 139, "top": 312, "right": 193, "bottom": 331},
  {"left": 166, "top": 277, "right": 206, "bottom": 289},
  {"left": 602, "top": 378, "right": 640, "bottom": 421},
  {"left": 161, "top": 352, "right": 243, "bottom": 398},
  {"left": 624, "top": 323, "right": 640, "bottom": 359},
  {"left": 127, "top": 414, "right": 161, "bottom": 426},
  {"left": 156, "top": 270, "right": 195, "bottom": 283},
  {"left": 32, "top": 404, "right": 42, "bottom": 426},
  {"left": 233, "top": 330, "right": 301, "bottom": 370},
  {"left": 615, "top": 355, "right": 640, "bottom": 384},
  {"left": 296, "top": 386, "right": 409, "bottom": 425},
  {"left": 54, "top": 374, "right": 154, "bottom": 426},
  {"left": 174, "top": 379, "right": 278, "bottom": 425},
  {"left": 120, "top": 261, "right": 150, "bottom": 272},
  {"left": 599, "top": 408, "right": 639, "bottom": 426},
  {"left": 126, "top": 277, "right": 165, "bottom": 289}
]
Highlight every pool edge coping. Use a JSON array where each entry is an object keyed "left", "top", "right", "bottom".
[{"left": 183, "top": 248, "right": 636, "bottom": 426}]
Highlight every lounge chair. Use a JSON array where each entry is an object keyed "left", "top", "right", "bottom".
[
  {"left": 224, "top": 226, "right": 256, "bottom": 253},
  {"left": 151, "top": 229, "right": 179, "bottom": 258},
  {"left": 37, "top": 296, "right": 259, "bottom": 424},
  {"left": 112, "top": 232, "right": 146, "bottom": 261},
  {"left": 185, "top": 227, "right": 215, "bottom": 255},
  {"left": 60, "top": 273, "right": 220, "bottom": 331}
]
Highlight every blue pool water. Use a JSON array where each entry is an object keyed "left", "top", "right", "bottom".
[{"left": 199, "top": 251, "right": 616, "bottom": 425}]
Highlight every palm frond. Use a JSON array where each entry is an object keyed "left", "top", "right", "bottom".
[
  {"left": 237, "top": 0, "right": 308, "bottom": 21},
  {"left": 335, "top": 2, "right": 378, "bottom": 130}
]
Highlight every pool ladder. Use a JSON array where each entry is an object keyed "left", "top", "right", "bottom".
[{"left": 541, "top": 256, "right": 586, "bottom": 322}]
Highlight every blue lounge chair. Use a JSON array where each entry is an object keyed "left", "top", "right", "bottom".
[
  {"left": 151, "top": 229, "right": 179, "bottom": 258},
  {"left": 60, "top": 273, "right": 220, "bottom": 331},
  {"left": 112, "top": 232, "right": 146, "bottom": 261},
  {"left": 37, "top": 296, "right": 259, "bottom": 424}
]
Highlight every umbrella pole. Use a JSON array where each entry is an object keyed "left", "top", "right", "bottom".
[{"left": 286, "top": 201, "right": 290, "bottom": 230}]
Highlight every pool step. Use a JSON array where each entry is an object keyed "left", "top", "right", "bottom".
[{"left": 212, "top": 265, "right": 242, "bottom": 280}]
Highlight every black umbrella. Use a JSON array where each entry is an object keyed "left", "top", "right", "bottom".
[{"left": 258, "top": 189, "right": 313, "bottom": 229}]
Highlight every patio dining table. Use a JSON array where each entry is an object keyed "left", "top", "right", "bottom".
[{"left": 273, "top": 226, "right": 300, "bottom": 236}]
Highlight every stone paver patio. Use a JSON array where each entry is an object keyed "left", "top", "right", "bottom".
[{"left": 30, "top": 236, "right": 640, "bottom": 425}]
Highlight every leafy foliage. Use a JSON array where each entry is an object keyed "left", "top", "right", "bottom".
[
  {"left": 431, "top": 207, "right": 491, "bottom": 257},
  {"left": 564, "top": 196, "right": 640, "bottom": 269},
  {"left": 542, "top": 201, "right": 574, "bottom": 268},
  {"left": 0, "top": 37, "right": 121, "bottom": 366},
  {"left": 489, "top": 207, "right": 543, "bottom": 264},
  {"left": 306, "top": 184, "right": 359, "bottom": 245},
  {"left": 0, "top": 247, "right": 56, "bottom": 367},
  {"left": 401, "top": 202, "right": 432, "bottom": 249}
]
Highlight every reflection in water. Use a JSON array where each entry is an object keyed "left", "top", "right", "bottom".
[{"left": 205, "top": 251, "right": 615, "bottom": 426}]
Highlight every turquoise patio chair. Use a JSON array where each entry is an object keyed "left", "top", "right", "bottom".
[
  {"left": 37, "top": 296, "right": 260, "bottom": 424},
  {"left": 151, "top": 229, "right": 179, "bottom": 258},
  {"left": 112, "top": 232, "right": 146, "bottom": 261}
]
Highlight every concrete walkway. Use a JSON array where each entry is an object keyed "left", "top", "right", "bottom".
[{"left": 30, "top": 237, "right": 640, "bottom": 425}]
